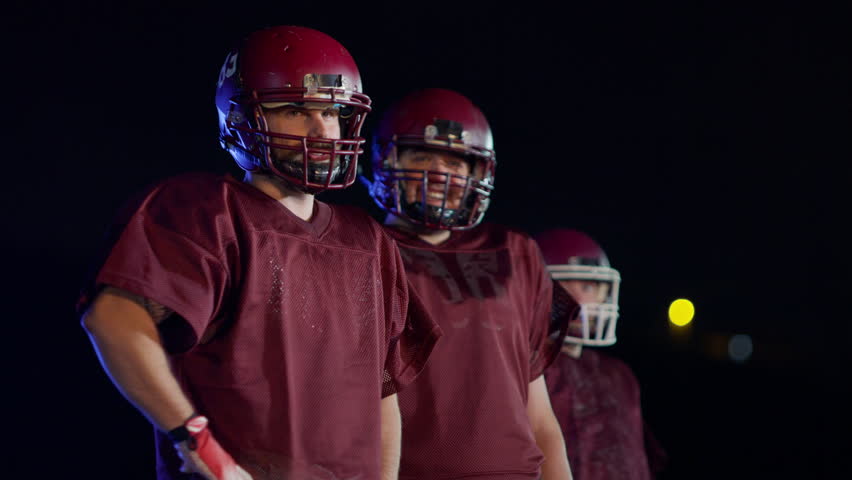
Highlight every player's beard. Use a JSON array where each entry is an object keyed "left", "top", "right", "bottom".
[{"left": 269, "top": 144, "right": 350, "bottom": 193}]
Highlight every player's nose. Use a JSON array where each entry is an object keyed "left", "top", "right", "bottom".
[
  {"left": 426, "top": 168, "right": 451, "bottom": 185},
  {"left": 429, "top": 157, "right": 452, "bottom": 173},
  {"left": 306, "top": 111, "right": 331, "bottom": 138}
]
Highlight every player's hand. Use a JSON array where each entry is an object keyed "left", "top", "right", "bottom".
[{"left": 172, "top": 416, "right": 253, "bottom": 480}]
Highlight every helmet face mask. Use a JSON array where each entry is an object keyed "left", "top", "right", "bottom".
[
  {"left": 553, "top": 267, "right": 621, "bottom": 346},
  {"left": 367, "top": 89, "right": 496, "bottom": 230},
  {"left": 215, "top": 27, "right": 372, "bottom": 193},
  {"left": 254, "top": 102, "right": 357, "bottom": 193},
  {"left": 373, "top": 142, "right": 494, "bottom": 230}
]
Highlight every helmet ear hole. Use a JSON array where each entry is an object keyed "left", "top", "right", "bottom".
[
  {"left": 339, "top": 105, "right": 355, "bottom": 119},
  {"left": 220, "top": 134, "right": 239, "bottom": 148}
]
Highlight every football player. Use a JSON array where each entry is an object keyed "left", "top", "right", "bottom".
[
  {"left": 535, "top": 229, "right": 667, "bottom": 480},
  {"left": 79, "top": 26, "right": 440, "bottom": 480},
  {"left": 364, "top": 88, "right": 574, "bottom": 479}
]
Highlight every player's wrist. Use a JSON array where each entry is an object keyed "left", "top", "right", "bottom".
[{"left": 166, "top": 412, "right": 204, "bottom": 446}]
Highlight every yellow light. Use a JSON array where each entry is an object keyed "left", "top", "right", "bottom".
[{"left": 669, "top": 298, "right": 695, "bottom": 326}]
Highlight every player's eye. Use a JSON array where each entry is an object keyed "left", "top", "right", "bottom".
[{"left": 322, "top": 108, "right": 340, "bottom": 119}]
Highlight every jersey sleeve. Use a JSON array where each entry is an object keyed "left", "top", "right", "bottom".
[
  {"left": 80, "top": 182, "right": 230, "bottom": 352},
  {"left": 380, "top": 234, "right": 442, "bottom": 398},
  {"left": 528, "top": 237, "right": 571, "bottom": 381}
]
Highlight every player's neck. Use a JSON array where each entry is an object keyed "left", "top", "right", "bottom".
[
  {"left": 385, "top": 214, "right": 451, "bottom": 245},
  {"left": 244, "top": 172, "right": 315, "bottom": 221},
  {"left": 561, "top": 343, "right": 583, "bottom": 359}
]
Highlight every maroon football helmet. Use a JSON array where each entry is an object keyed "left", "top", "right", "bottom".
[
  {"left": 215, "top": 26, "right": 371, "bottom": 193},
  {"left": 367, "top": 88, "right": 495, "bottom": 230},
  {"left": 534, "top": 229, "right": 621, "bottom": 346}
]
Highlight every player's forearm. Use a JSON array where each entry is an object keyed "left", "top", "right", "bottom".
[
  {"left": 526, "top": 376, "right": 573, "bottom": 479},
  {"left": 82, "top": 293, "right": 195, "bottom": 432},
  {"left": 535, "top": 425, "right": 573, "bottom": 480},
  {"left": 380, "top": 394, "right": 401, "bottom": 480}
]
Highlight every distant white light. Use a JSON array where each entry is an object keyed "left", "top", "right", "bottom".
[{"left": 728, "top": 334, "right": 753, "bottom": 363}]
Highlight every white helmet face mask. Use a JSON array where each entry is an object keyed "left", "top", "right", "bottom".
[{"left": 550, "top": 264, "right": 621, "bottom": 347}]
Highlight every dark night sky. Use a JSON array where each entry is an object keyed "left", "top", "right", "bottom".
[{"left": 5, "top": 1, "right": 848, "bottom": 478}]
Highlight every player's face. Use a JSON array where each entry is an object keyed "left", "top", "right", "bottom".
[
  {"left": 397, "top": 149, "right": 471, "bottom": 209},
  {"left": 558, "top": 280, "right": 610, "bottom": 305},
  {"left": 263, "top": 103, "right": 342, "bottom": 165}
]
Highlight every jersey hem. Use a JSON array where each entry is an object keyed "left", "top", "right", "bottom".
[{"left": 399, "top": 468, "right": 541, "bottom": 479}]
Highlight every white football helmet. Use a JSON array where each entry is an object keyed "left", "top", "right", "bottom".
[{"left": 535, "top": 229, "right": 621, "bottom": 346}]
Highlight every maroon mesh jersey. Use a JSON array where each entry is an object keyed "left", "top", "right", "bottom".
[
  {"left": 79, "top": 173, "right": 441, "bottom": 480},
  {"left": 545, "top": 350, "right": 667, "bottom": 480},
  {"left": 385, "top": 223, "right": 562, "bottom": 479}
]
